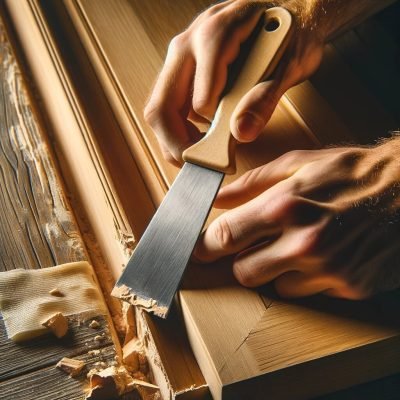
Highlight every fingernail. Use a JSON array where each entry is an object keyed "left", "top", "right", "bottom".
[{"left": 236, "top": 112, "right": 264, "bottom": 142}]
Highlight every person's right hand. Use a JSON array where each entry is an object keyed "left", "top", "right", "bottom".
[{"left": 144, "top": 0, "right": 326, "bottom": 166}]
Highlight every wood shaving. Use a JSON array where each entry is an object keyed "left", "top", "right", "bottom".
[
  {"left": 49, "top": 287, "right": 64, "bottom": 297},
  {"left": 86, "top": 365, "right": 158, "bottom": 398},
  {"left": 42, "top": 312, "right": 68, "bottom": 338},
  {"left": 89, "top": 319, "right": 100, "bottom": 329},
  {"left": 57, "top": 357, "right": 85, "bottom": 377}
]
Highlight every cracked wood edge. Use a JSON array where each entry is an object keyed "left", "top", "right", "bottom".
[
  {"left": 3, "top": 0, "right": 155, "bottom": 278},
  {"left": 0, "top": 0, "right": 124, "bottom": 339},
  {"left": 0, "top": 19, "right": 86, "bottom": 272}
]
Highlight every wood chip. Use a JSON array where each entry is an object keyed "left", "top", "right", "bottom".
[
  {"left": 89, "top": 319, "right": 100, "bottom": 329},
  {"left": 42, "top": 312, "right": 68, "bottom": 338},
  {"left": 57, "top": 357, "right": 85, "bottom": 377},
  {"left": 87, "top": 365, "right": 158, "bottom": 397},
  {"left": 49, "top": 287, "right": 64, "bottom": 297},
  {"left": 122, "top": 338, "right": 142, "bottom": 371}
]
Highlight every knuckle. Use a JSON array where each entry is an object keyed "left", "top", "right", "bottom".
[
  {"left": 143, "top": 101, "right": 160, "bottom": 127},
  {"left": 196, "top": 19, "right": 217, "bottom": 39},
  {"left": 212, "top": 216, "right": 236, "bottom": 253},
  {"left": 201, "top": 3, "right": 224, "bottom": 18},
  {"left": 233, "top": 261, "right": 258, "bottom": 287},
  {"left": 163, "top": 150, "right": 178, "bottom": 165},
  {"left": 240, "top": 166, "right": 264, "bottom": 189},
  {"left": 276, "top": 193, "right": 302, "bottom": 217},
  {"left": 195, "top": 13, "right": 225, "bottom": 40},
  {"left": 280, "top": 149, "right": 305, "bottom": 164},
  {"left": 192, "top": 96, "right": 213, "bottom": 119},
  {"left": 336, "top": 149, "right": 364, "bottom": 166},
  {"left": 289, "top": 224, "right": 324, "bottom": 259},
  {"left": 331, "top": 281, "right": 369, "bottom": 300},
  {"left": 168, "top": 32, "right": 188, "bottom": 53},
  {"left": 328, "top": 149, "right": 366, "bottom": 178}
]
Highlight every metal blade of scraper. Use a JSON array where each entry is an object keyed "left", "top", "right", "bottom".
[
  {"left": 112, "top": 163, "right": 223, "bottom": 317},
  {"left": 112, "top": 7, "right": 293, "bottom": 318}
]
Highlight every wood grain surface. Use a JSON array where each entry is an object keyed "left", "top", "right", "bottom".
[
  {"left": 0, "top": 23, "right": 86, "bottom": 271},
  {"left": 0, "top": 315, "right": 112, "bottom": 381},
  {"left": 0, "top": 345, "right": 120, "bottom": 400},
  {"left": 0, "top": 14, "right": 122, "bottom": 400}
]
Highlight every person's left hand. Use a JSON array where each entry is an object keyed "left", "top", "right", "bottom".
[{"left": 193, "top": 140, "right": 400, "bottom": 299}]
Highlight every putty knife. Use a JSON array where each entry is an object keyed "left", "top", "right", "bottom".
[{"left": 112, "top": 7, "right": 293, "bottom": 318}]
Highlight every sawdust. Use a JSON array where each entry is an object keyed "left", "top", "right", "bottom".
[{"left": 111, "top": 285, "right": 168, "bottom": 318}]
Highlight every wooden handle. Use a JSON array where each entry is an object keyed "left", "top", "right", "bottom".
[{"left": 182, "top": 7, "right": 293, "bottom": 174}]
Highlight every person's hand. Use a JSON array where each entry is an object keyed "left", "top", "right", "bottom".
[
  {"left": 193, "top": 139, "right": 400, "bottom": 299},
  {"left": 144, "top": 0, "right": 325, "bottom": 166}
]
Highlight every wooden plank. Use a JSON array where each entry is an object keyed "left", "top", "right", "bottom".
[
  {"left": 0, "top": 345, "right": 119, "bottom": 400},
  {"left": 0, "top": 314, "right": 112, "bottom": 381},
  {"left": 2, "top": 0, "right": 151, "bottom": 282}
]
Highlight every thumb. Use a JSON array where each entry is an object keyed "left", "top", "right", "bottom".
[{"left": 230, "top": 79, "right": 286, "bottom": 143}]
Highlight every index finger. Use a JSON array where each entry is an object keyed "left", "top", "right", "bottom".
[{"left": 144, "top": 34, "right": 202, "bottom": 162}]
